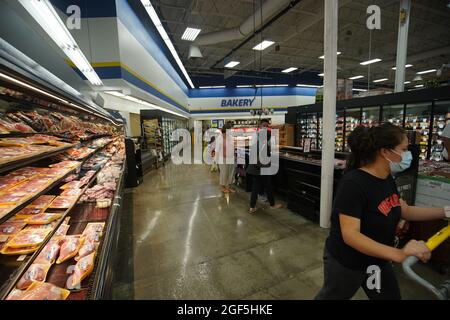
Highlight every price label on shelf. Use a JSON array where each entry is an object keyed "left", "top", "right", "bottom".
[{"left": 17, "top": 255, "right": 27, "bottom": 262}]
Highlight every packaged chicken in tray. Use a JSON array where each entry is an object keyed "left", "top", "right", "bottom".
[
  {"left": 35, "top": 238, "right": 61, "bottom": 265},
  {"left": 16, "top": 263, "right": 52, "bottom": 290},
  {"left": 68, "top": 252, "right": 95, "bottom": 289},
  {"left": 0, "top": 221, "right": 26, "bottom": 236},
  {"left": 5, "top": 228, "right": 51, "bottom": 249},
  {"left": 48, "top": 196, "right": 78, "bottom": 210},
  {"left": 0, "top": 205, "right": 14, "bottom": 219},
  {"left": 75, "top": 239, "right": 98, "bottom": 262},
  {"left": 60, "top": 188, "right": 83, "bottom": 196},
  {"left": 1, "top": 244, "right": 40, "bottom": 255},
  {"left": 82, "top": 222, "right": 105, "bottom": 243},
  {"left": 60, "top": 181, "right": 83, "bottom": 190},
  {"left": 56, "top": 235, "right": 84, "bottom": 264},
  {"left": 5, "top": 289, "right": 28, "bottom": 300},
  {"left": 17, "top": 282, "right": 70, "bottom": 300},
  {"left": 16, "top": 207, "right": 43, "bottom": 218},
  {"left": 49, "top": 160, "right": 81, "bottom": 170},
  {"left": 55, "top": 224, "right": 70, "bottom": 237},
  {"left": 25, "top": 213, "right": 62, "bottom": 225},
  {"left": 28, "top": 195, "right": 55, "bottom": 209}
]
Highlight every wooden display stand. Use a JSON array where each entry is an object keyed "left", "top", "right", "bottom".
[{"left": 274, "top": 124, "right": 294, "bottom": 147}]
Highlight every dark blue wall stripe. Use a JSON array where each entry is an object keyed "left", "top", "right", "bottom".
[
  {"left": 189, "top": 87, "right": 317, "bottom": 98},
  {"left": 116, "top": 0, "right": 189, "bottom": 95},
  {"left": 50, "top": 0, "right": 117, "bottom": 18}
]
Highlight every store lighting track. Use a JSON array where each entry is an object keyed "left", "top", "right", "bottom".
[
  {"left": 236, "top": 85, "right": 253, "bottom": 88},
  {"left": 360, "top": 58, "right": 382, "bottom": 65},
  {"left": 296, "top": 84, "right": 322, "bottom": 88},
  {"left": 349, "top": 75, "right": 364, "bottom": 80},
  {"left": 181, "top": 27, "right": 201, "bottom": 41},
  {"left": 140, "top": 0, "right": 195, "bottom": 89},
  {"left": 318, "top": 73, "right": 324, "bottom": 77},
  {"left": 416, "top": 69, "right": 437, "bottom": 75},
  {"left": 352, "top": 88, "right": 368, "bottom": 92},
  {"left": 373, "top": 78, "right": 388, "bottom": 83},
  {"left": 254, "top": 84, "right": 288, "bottom": 87},
  {"left": 318, "top": 52, "right": 341, "bottom": 59},
  {"left": 281, "top": 67, "right": 298, "bottom": 73},
  {"left": 392, "top": 64, "right": 413, "bottom": 70},
  {"left": 18, "top": 0, "right": 103, "bottom": 86},
  {"left": 252, "top": 40, "right": 275, "bottom": 51},
  {"left": 199, "top": 86, "right": 226, "bottom": 89},
  {"left": 224, "top": 61, "right": 240, "bottom": 68}
]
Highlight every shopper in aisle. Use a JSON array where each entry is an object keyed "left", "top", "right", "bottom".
[
  {"left": 247, "top": 119, "right": 282, "bottom": 213},
  {"left": 315, "top": 123, "right": 450, "bottom": 300},
  {"left": 218, "top": 123, "right": 236, "bottom": 193},
  {"left": 441, "top": 123, "right": 450, "bottom": 162},
  {"left": 205, "top": 136, "right": 218, "bottom": 172}
]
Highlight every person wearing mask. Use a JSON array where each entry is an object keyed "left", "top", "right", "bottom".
[
  {"left": 315, "top": 123, "right": 450, "bottom": 300},
  {"left": 218, "top": 123, "right": 236, "bottom": 193},
  {"left": 247, "top": 119, "right": 282, "bottom": 213}
]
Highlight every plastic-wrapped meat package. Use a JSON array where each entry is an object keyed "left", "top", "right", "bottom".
[
  {"left": 16, "top": 263, "right": 51, "bottom": 290},
  {"left": 62, "top": 174, "right": 79, "bottom": 183},
  {"left": 56, "top": 235, "right": 84, "bottom": 264},
  {"left": 60, "top": 181, "right": 83, "bottom": 190},
  {"left": 68, "top": 252, "right": 95, "bottom": 289},
  {"left": 55, "top": 224, "right": 70, "bottom": 237},
  {"left": 49, "top": 160, "right": 80, "bottom": 169},
  {"left": 16, "top": 207, "right": 43, "bottom": 218},
  {"left": 0, "top": 206, "right": 14, "bottom": 219},
  {"left": 82, "top": 222, "right": 105, "bottom": 243},
  {"left": 0, "top": 118, "right": 17, "bottom": 132},
  {"left": 25, "top": 213, "right": 62, "bottom": 225},
  {"left": 75, "top": 240, "right": 98, "bottom": 261},
  {"left": 0, "top": 221, "right": 26, "bottom": 236},
  {"left": 5, "top": 289, "right": 27, "bottom": 300},
  {"left": 1, "top": 244, "right": 40, "bottom": 255},
  {"left": 30, "top": 134, "right": 61, "bottom": 143},
  {"left": 0, "top": 138, "right": 35, "bottom": 147},
  {"left": 19, "top": 282, "right": 70, "bottom": 300},
  {"left": 35, "top": 239, "right": 61, "bottom": 264},
  {"left": 48, "top": 196, "right": 77, "bottom": 209},
  {"left": 24, "top": 221, "right": 58, "bottom": 231},
  {"left": 60, "top": 188, "right": 82, "bottom": 196},
  {"left": 28, "top": 195, "right": 55, "bottom": 209},
  {"left": 0, "top": 192, "right": 28, "bottom": 205},
  {"left": 6, "top": 228, "right": 51, "bottom": 249},
  {"left": 12, "top": 122, "right": 35, "bottom": 133},
  {"left": 0, "top": 176, "right": 27, "bottom": 193}
]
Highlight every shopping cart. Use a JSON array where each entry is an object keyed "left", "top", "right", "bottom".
[{"left": 402, "top": 224, "right": 450, "bottom": 300}]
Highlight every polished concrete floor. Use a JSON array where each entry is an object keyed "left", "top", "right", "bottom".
[{"left": 113, "top": 162, "right": 448, "bottom": 300}]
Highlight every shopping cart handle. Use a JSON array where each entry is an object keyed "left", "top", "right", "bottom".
[{"left": 402, "top": 255, "right": 419, "bottom": 269}]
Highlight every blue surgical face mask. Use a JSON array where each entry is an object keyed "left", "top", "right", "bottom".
[{"left": 388, "top": 150, "right": 413, "bottom": 174}]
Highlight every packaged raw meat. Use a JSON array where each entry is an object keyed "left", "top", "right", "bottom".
[
  {"left": 31, "top": 134, "right": 62, "bottom": 142},
  {"left": 68, "top": 252, "right": 95, "bottom": 289},
  {"left": 45, "top": 167, "right": 72, "bottom": 177},
  {"left": 6, "top": 228, "right": 51, "bottom": 248},
  {"left": 62, "top": 174, "right": 79, "bottom": 183},
  {"left": 5, "top": 289, "right": 27, "bottom": 300},
  {"left": 60, "top": 181, "right": 83, "bottom": 190},
  {"left": 0, "top": 176, "right": 27, "bottom": 193},
  {"left": 1, "top": 244, "right": 40, "bottom": 255},
  {"left": 25, "top": 213, "right": 62, "bottom": 225},
  {"left": 24, "top": 221, "right": 58, "bottom": 231},
  {"left": 9, "top": 167, "right": 46, "bottom": 177},
  {"left": 28, "top": 195, "right": 55, "bottom": 209},
  {"left": 35, "top": 239, "right": 61, "bottom": 264},
  {"left": 0, "top": 193, "right": 28, "bottom": 205},
  {"left": 75, "top": 240, "right": 98, "bottom": 261},
  {"left": 49, "top": 161, "right": 80, "bottom": 169},
  {"left": 0, "top": 138, "right": 35, "bottom": 147},
  {"left": 55, "top": 224, "right": 70, "bottom": 237},
  {"left": 19, "top": 282, "right": 70, "bottom": 300},
  {"left": 56, "top": 235, "right": 84, "bottom": 264},
  {"left": 16, "top": 263, "right": 51, "bottom": 290},
  {"left": 82, "top": 222, "right": 105, "bottom": 242},
  {"left": 0, "top": 221, "right": 26, "bottom": 236},
  {"left": 48, "top": 196, "right": 77, "bottom": 209},
  {"left": 60, "top": 188, "right": 82, "bottom": 196},
  {"left": 0, "top": 206, "right": 14, "bottom": 219},
  {"left": 16, "top": 207, "right": 43, "bottom": 218}
]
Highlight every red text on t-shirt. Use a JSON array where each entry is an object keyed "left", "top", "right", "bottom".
[{"left": 377, "top": 193, "right": 400, "bottom": 216}]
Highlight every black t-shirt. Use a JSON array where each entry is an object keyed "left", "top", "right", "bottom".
[{"left": 326, "top": 169, "right": 402, "bottom": 271}]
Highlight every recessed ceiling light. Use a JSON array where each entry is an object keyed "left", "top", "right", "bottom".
[
  {"left": 349, "top": 75, "right": 364, "bottom": 80},
  {"left": 319, "top": 52, "right": 341, "bottom": 59},
  {"left": 282, "top": 67, "right": 298, "bottom": 73},
  {"left": 360, "top": 58, "right": 382, "bottom": 65},
  {"left": 181, "top": 27, "right": 201, "bottom": 41},
  {"left": 224, "top": 61, "right": 240, "bottom": 68},
  {"left": 373, "top": 78, "right": 388, "bottom": 83},
  {"left": 253, "top": 40, "right": 275, "bottom": 51},
  {"left": 416, "top": 69, "right": 437, "bottom": 75},
  {"left": 392, "top": 64, "right": 413, "bottom": 70}
]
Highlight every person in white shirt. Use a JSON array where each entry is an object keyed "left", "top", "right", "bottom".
[{"left": 441, "top": 123, "right": 450, "bottom": 161}]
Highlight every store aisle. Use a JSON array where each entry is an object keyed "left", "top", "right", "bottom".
[{"left": 113, "top": 163, "right": 446, "bottom": 300}]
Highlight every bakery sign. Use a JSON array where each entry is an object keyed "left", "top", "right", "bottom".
[{"left": 221, "top": 97, "right": 256, "bottom": 107}]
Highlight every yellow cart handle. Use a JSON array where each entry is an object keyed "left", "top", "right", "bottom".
[{"left": 426, "top": 224, "right": 450, "bottom": 251}]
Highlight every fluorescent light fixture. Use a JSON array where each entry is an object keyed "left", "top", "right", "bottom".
[
  {"left": 282, "top": 67, "right": 298, "bottom": 73},
  {"left": 373, "top": 78, "right": 388, "bottom": 83},
  {"left": 199, "top": 86, "right": 225, "bottom": 89},
  {"left": 416, "top": 69, "right": 437, "bottom": 75},
  {"left": 140, "top": 0, "right": 195, "bottom": 89},
  {"left": 352, "top": 88, "right": 368, "bottom": 92},
  {"left": 319, "top": 52, "right": 341, "bottom": 59},
  {"left": 120, "top": 94, "right": 188, "bottom": 118},
  {"left": 349, "top": 75, "right": 364, "bottom": 80},
  {"left": 414, "top": 84, "right": 424, "bottom": 88},
  {"left": 236, "top": 85, "right": 253, "bottom": 88},
  {"left": 0, "top": 72, "right": 69, "bottom": 103},
  {"left": 318, "top": 73, "right": 324, "bottom": 77},
  {"left": 404, "top": 81, "right": 411, "bottom": 84},
  {"left": 224, "top": 61, "right": 240, "bottom": 68},
  {"left": 391, "top": 64, "right": 413, "bottom": 70},
  {"left": 18, "top": 0, "right": 103, "bottom": 86},
  {"left": 253, "top": 40, "right": 275, "bottom": 51},
  {"left": 297, "top": 84, "right": 322, "bottom": 88},
  {"left": 181, "top": 27, "right": 201, "bottom": 41},
  {"left": 274, "top": 84, "right": 289, "bottom": 87},
  {"left": 105, "top": 91, "right": 126, "bottom": 97},
  {"left": 255, "top": 84, "right": 289, "bottom": 87},
  {"left": 360, "top": 58, "right": 382, "bottom": 65}
]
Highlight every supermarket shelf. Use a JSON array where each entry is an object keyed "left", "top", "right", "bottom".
[
  {"left": 0, "top": 156, "right": 107, "bottom": 300},
  {"left": 0, "top": 143, "right": 76, "bottom": 175}
]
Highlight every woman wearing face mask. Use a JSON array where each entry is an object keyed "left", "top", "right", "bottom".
[{"left": 315, "top": 123, "right": 450, "bottom": 300}]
